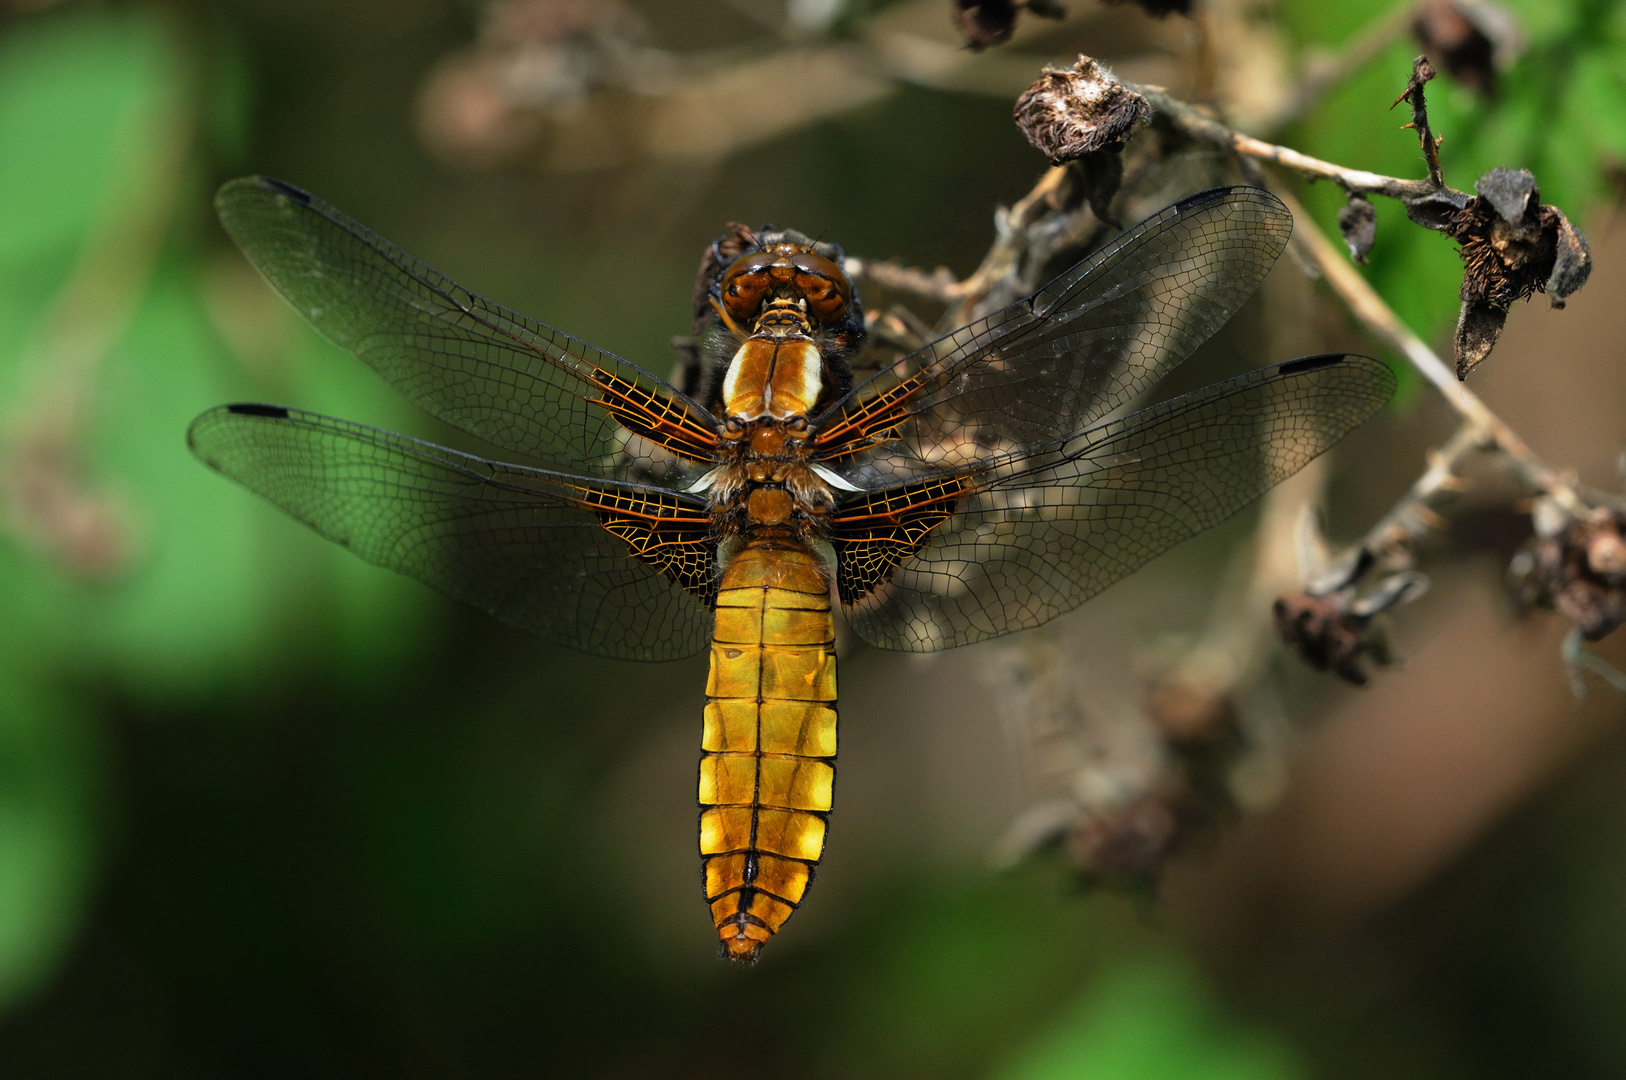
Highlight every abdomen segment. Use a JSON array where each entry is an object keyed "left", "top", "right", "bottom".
[{"left": 699, "top": 540, "right": 836, "bottom": 961}]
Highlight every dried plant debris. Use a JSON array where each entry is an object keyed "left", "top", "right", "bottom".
[
  {"left": 1407, "top": 168, "right": 1592, "bottom": 378},
  {"left": 417, "top": 0, "right": 678, "bottom": 169},
  {"left": 1521, "top": 507, "right": 1626, "bottom": 641},
  {"left": 1273, "top": 591, "right": 1381, "bottom": 685},
  {"left": 1100, "top": 0, "right": 1193, "bottom": 15},
  {"left": 1065, "top": 788, "right": 1201, "bottom": 884},
  {"left": 1274, "top": 571, "right": 1427, "bottom": 685},
  {"left": 1014, "top": 56, "right": 1150, "bottom": 166},
  {"left": 952, "top": 0, "right": 1065, "bottom": 51},
  {"left": 1337, "top": 192, "right": 1377, "bottom": 265},
  {"left": 1146, "top": 678, "right": 1238, "bottom": 746},
  {"left": 1411, "top": 0, "right": 1524, "bottom": 94}
]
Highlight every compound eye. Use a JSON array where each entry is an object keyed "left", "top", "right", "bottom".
[
  {"left": 721, "top": 250, "right": 778, "bottom": 323},
  {"left": 791, "top": 252, "right": 852, "bottom": 325}
]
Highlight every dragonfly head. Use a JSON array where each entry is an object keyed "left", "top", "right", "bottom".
[
  {"left": 697, "top": 225, "right": 866, "bottom": 417},
  {"left": 715, "top": 241, "right": 852, "bottom": 334}
]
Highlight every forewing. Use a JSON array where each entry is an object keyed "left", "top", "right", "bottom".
[
  {"left": 216, "top": 176, "right": 717, "bottom": 479},
  {"left": 831, "top": 355, "right": 1394, "bottom": 651},
  {"left": 814, "top": 188, "right": 1292, "bottom": 480},
  {"left": 188, "top": 405, "right": 716, "bottom": 661}
]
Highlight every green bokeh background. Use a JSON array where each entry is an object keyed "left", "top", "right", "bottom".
[{"left": 0, "top": 1, "right": 1623, "bottom": 1076}]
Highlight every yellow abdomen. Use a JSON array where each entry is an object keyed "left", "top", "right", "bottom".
[{"left": 698, "top": 538, "right": 836, "bottom": 961}]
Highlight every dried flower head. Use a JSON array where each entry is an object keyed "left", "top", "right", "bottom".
[
  {"left": 1522, "top": 507, "right": 1626, "bottom": 641},
  {"left": 952, "top": 0, "right": 1065, "bottom": 51},
  {"left": 1411, "top": 0, "right": 1524, "bottom": 94},
  {"left": 1014, "top": 56, "right": 1150, "bottom": 166},
  {"left": 1407, "top": 168, "right": 1592, "bottom": 378}
]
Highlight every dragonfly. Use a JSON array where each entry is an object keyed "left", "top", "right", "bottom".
[{"left": 189, "top": 177, "right": 1393, "bottom": 962}]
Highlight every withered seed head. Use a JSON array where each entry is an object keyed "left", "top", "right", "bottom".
[
  {"left": 1014, "top": 56, "right": 1150, "bottom": 166},
  {"left": 1274, "top": 570, "right": 1424, "bottom": 684},
  {"left": 1408, "top": 168, "right": 1592, "bottom": 378},
  {"left": 1527, "top": 507, "right": 1626, "bottom": 640},
  {"left": 1273, "top": 591, "right": 1376, "bottom": 685},
  {"left": 1587, "top": 528, "right": 1626, "bottom": 583},
  {"left": 1546, "top": 211, "right": 1593, "bottom": 308}
]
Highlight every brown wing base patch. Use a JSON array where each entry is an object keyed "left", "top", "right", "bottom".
[
  {"left": 598, "top": 515, "right": 718, "bottom": 604},
  {"left": 594, "top": 370, "right": 718, "bottom": 463},
  {"left": 828, "top": 475, "right": 966, "bottom": 603},
  {"left": 558, "top": 480, "right": 719, "bottom": 604}
]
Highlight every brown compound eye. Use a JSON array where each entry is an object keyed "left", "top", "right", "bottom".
[
  {"left": 720, "top": 251, "right": 776, "bottom": 324},
  {"left": 791, "top": 251, "right": 851, "bottom": 325}
]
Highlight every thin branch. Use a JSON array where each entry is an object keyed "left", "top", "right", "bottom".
[
  {"left": 1359, "top": 418, "right": 1485, "bottom": 563},
  {"left": 1138, "top": 83, "right": 1443, "bottom": 200},
  {"left": 943, "top": 164, "right": 1074, "bottom": 323},
  {"left": 850, "top": 65, "right": 1583, "bottom": 521},
  {"left": 0, "top": 87, "right": 192, "bottom": 577},
  {"left": 842, "top": 257, "right": 962, "bottom": 303},
  {"left": 846, "top": 165, "right": 1074, "bottom": 314},
  {"left": 1393, "top": 55, "right": 1445, "bottom": 187},
  {"left": 1562, "top": 626, "right": 1626, "bottom": 698}
]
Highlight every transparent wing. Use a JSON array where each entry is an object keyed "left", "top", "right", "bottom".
[
  {"left": 188, "top": 404, "right": 716, "bottom": 661},
  {"left": 829, "top": 355, "right": 1395, "bottom": 651},
  {"left": 216, "top": 176, "right": 718, "bottom": 480},
  {"left": 814, "top": 187, "right": 1293, "bottom": 482}
]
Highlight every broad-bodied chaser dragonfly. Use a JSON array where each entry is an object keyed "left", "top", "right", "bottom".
[{"left": 189, "top": 178, "right": 1393, "bottom": 961}]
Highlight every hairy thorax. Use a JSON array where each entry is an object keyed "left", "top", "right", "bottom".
[{"left": 710, "top": 418, "right": 834, "bottom": 541}]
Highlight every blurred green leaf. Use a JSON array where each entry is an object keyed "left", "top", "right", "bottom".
[
  {"left": 201, "top": 21, "right": 255, "bottom": 166},
  {"left": 0, "top": 6, "right": 429, "bottom": 702},
  {"left": 0, "top": 8, "right": 177, "bottom": 266},
  {"left": 995, "top": 956, "right": 1304, "bottom": 1080},
  {"left": 80, "top": 264, "right": 428, "bottom": 696},
  {"left": 821, "top": 877, "right": 1153, "bottom": 1080},
  {"left": 0, "top": 669, "right": 103, "bottom": 1013}
]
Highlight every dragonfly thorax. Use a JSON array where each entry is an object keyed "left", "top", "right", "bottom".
[
  {"left": 721, "top": 328, "right": 823, "bottom": 421},
  {"left": 708, "top": 419, "right": 834, "bottom": 539}
]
